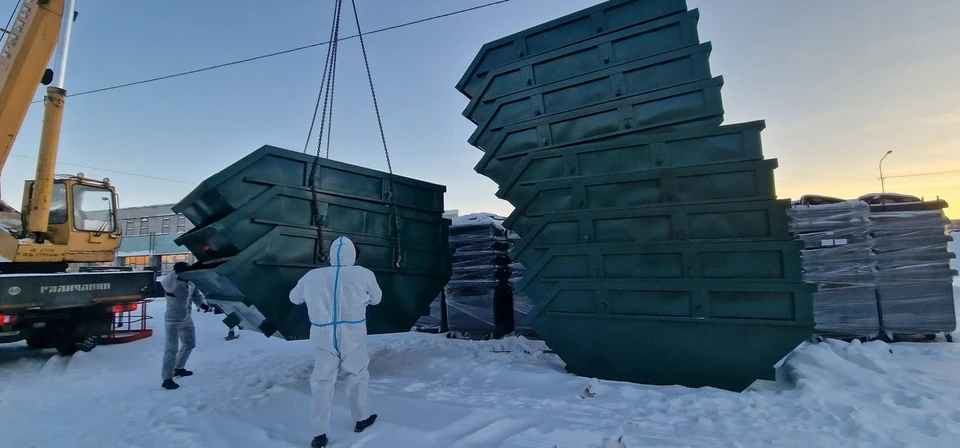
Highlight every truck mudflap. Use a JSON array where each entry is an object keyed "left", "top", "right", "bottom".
[{"left": 0, "top": 270, "right": 157, "bottom": 311}]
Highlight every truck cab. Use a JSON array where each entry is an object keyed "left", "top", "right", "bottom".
[
  {"left": 23, "top": 174, "right": 122, "bottom": 262},
  {"left": 0, "top": 174, "right": 122, "bottom": 266}
]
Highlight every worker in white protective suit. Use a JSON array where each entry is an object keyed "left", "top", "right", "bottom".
[
  {"left": 159, "top": 261, "right": 210, "bottom": 390},
  {"left": 289, "top": 236, "right": 382, "bottom": 448}
]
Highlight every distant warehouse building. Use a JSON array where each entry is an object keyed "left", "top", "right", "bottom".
[{"left": 113, "top": 204, "right": 195, "bottom": 274}]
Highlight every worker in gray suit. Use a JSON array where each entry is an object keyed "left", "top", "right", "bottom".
[{"left": 159, "top": 261, "right": 209, "bottom": 390}]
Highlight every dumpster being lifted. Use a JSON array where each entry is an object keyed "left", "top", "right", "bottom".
[
  {"left": 457, "top": 0, "right": 815, "bottom": 392},
  {"left": 171, "top": 145, "right": 452, "bottom": 340}
]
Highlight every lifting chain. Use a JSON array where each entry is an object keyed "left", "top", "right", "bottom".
[
  {"left": 305, "top": 0, "right": 344, "bottom": 264},
  {"left": 350, "top": 0, "right": 403, "bottom": 268},
  {"left": 304, "top": 0, "right": 404, "bottom": 268}
]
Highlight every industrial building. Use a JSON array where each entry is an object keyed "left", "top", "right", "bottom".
[{"left": 113, "top": 204, "right": 195, "bottom": 274}]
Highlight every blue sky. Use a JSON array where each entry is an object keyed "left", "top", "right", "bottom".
[{"left": 2, "top": 0, "right": 958, "bottom": 218}]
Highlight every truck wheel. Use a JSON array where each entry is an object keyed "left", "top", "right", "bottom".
[
  {"left": 55, "top": 340, "right": 79, "bottom": 356},
  {"left": 26, "top": 335, "right": 54, "bottom": 349}
]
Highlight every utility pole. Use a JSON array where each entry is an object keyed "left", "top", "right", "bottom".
[{"left": 879, "top": 150, "right": 893, "bottom": 193}]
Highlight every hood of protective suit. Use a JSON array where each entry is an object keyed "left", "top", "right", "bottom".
[
  {"left": 159, "top": 272, "right": 179, "bottom": 294},
  {"left": 330, "top": 236, "right": 356, "bottom": 267}
]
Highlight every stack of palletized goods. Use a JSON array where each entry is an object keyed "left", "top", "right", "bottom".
[
  {"left": 455, "top": 0, "right": 814, "bottom": 392},
  {"left": 864, "top": 198, "right": 956, "bottom": 338},
  {"left": 787, "top": 199, "right": 880, "bottom": 339},
  {"left": 416, "top": 213, "right": 533, "bottom": 337}
]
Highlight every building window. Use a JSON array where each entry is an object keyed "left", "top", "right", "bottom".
[
  {"left": 123, "top": 256, "right": 152, "bottom": 270},
  {"left": 161, "top": 217, "right": 171, "bottom": 235},
  {"left": 139, "top": 218, "right": 149, "bottom": 235},
  {"left": 125, "top": 220, "right": 134, "bottom": 236},
  {"left": 161, "top": 254, "right": 190, "bottom": 275},
  {"left": 177, "top": 214, "right": 186, "bottom": 233}
]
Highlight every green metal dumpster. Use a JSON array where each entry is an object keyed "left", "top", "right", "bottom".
[
  {"left": 491, "top": 121, "right": 767, "bottom": 200},
  {"left": 522, "top": 279, "right": 815, "bottom": 391},
  {"left": 469, "top": 76, "right": 725, "bottom": 153},
  {"left": 508, "top": 199, "right": 794, "bottom": 269},
  {"left": 463, "top": 14, "right": 706, "bottom": 126},
  {"left": 172, "top": 145, "right": 452, "bottom": 340},
  {"left": 457, "top": 0, "right": 690, "bottom": 99},
  {"left": 501, "top": 158, "right": 779, "bottom": 233},
  {"left": 174, "top": 184, "right": 448, "bottom": 264}
]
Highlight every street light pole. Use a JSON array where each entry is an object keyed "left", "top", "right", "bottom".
[{"left": 879, "top": 150, "right": 893, "bottom": 193}]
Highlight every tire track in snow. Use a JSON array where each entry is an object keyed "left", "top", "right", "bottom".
[
  {"left": 37, "top": 354, "right": 71, "bottom": 376},
  {"left": 0, "top": 344, "right": 58, "bottom": 383},
  {"left": 448, "top": 416, "right": 541, "bottom": 447},
  {"left": 496, "top": 424, "right": 727, "bottom": 448}
]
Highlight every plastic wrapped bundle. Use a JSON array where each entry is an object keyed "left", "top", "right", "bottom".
[
  {"left": 419, "top": 285, "right": 534, "bottom": 333},
  {"left": 416, "top": 213, "right": 533, "bottom": 336},
  {"left": 812, "top": 284, "right": 883, "bottom": 339},
  {"left": 871, "top": 212, "right": 954, "bottom": 274},
  {"left": 867, "top": 202, "right": 957, "bottom": 335},
  {"left": 949, "top": 230, "right": 958, "bottom": 274},
  {"left": 787, "top": 200, "right": 872, "bottom": 234},
  {"left": 791, "top": 229, "right": 876, "bottom": 285},
  {"left": 440, "top": 281, "right": 533, "bottom": 334},
  {"left": 787, "top": 200, "right": 880, "bottom": 339},
  {"left": 800, "top": 248, "right": 878, "bottom": 286}
]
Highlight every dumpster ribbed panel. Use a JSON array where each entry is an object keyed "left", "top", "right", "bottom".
[
  {"left": 172, "top": 145, "right": 452, "bottom": 340},
  {"left": 457, "top": 0, "right": 690, "bottom": 99},
  {"left": 492, "top": 121, "right": 766, "bottom": 198},
  {"left": 468, "top": 43, "right": 713, "bottom": 137},
  {"left": 469, "top": 76, "right": 725, "bottom": 153},
  {"left": 501, "top": 159, "right": 779, "bottom": 233},
  {"left": 509, "top": 199, "right": 794, "bottom": 268},
  {"left": 463, "top": 14, "right": 706, "bottom": 125},
  {"left": 458, "top": 0, "right": 813, "bottom": 392}
]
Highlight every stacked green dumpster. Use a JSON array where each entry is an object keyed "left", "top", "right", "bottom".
[
  {"left": 457, "top": 0, "right": 814, "bottom": 392},
  {"left": 171, "top": 145, "right": 452, "bottom": 340}
]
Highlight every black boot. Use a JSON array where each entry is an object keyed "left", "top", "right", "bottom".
[
  {"left": 311, "top": 434, "right": 327, "bottom": 447},
  {"left": 175, "top": 368, "right": 193, "bottom": 377},
  {"left": 162, "top": 379, "right": 179, "bottom": 390},
  {"left": 354, "top": 414, "right": 377, "bottom": 433}
]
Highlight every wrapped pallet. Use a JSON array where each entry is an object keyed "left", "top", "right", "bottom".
[
  {"left": 865, "top": 199, "right": 957, "bottom": 337},
  {"left": 787, "top": 199, "right": 880, "bottom": 339},
  {"left": 416, "top": 213, "right": 533, "bottom": 337}
]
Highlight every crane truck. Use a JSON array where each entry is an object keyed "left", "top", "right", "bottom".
[{"left": 0, "top": 0, "right": 157, "bottom": 355}]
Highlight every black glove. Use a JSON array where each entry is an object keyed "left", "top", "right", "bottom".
[{"left": 200, "top": 303, "right": 211, "bottom": 313}]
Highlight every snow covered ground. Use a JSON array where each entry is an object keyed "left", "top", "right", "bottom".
[{"left": 2, "top": 288, "right": 959, "bottom": 448}]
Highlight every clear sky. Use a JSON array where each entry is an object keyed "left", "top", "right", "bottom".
[{"left": 2, "top": 0, "right": 958, "bottom": 219}]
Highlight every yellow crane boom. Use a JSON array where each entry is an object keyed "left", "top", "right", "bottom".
[
  {"left": 0, "top": 0, "right": 122, "bottom": 265},
  {"left": 0, "top": 0, "right": 64, "bottom": 173}
]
